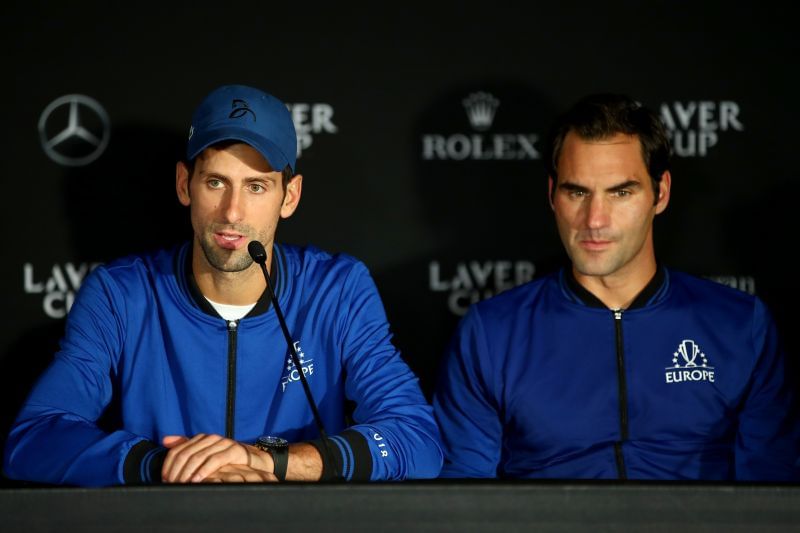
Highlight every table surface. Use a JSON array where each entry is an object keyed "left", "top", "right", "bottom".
[{"left": 2, "top": 481, "right": 799, "bottom": 532}]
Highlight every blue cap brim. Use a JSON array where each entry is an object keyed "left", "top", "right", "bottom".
[{"left": 187, "top": 126, "right": 292, "bottom": 174}]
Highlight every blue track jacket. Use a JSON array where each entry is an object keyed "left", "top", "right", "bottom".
[
  {"left": 433, "top": 267, "right": 799, "bottom": 480},
  {"left": 4, "top": 243, "right": 443, "bottom": 486}
]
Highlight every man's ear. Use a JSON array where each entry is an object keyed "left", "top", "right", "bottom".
[
  {"left": 176, "top": 161, "right": 191, "bottom": 206},
  {"left": 655, "top": 171, "right": 671, "bottom": 215},
  {"left": 548, "top": 176, "right": 556, "bottom": 210},
  {"left": 280, "top": 174, "right": 303, "bottom": 219}
]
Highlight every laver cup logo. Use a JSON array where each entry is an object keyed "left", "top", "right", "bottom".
[
  {"left": 24, "top": 262, "right": 102, "bottom": 319},
  {"left": 281, "top": 341, "right": 315, "bottom": 392},
  {"left": 38, "top": 94, "right": 111, "bottom": 166},
  {"left": 660, "top": 101, "right": 743, "bottom": 157},
  {"left": 706, "top": 275, "right": 755, "bottom": 295},
  {"left": 287, "top": 103, "right": 338, "bottom": 158},
  {"left": 429, "top": 260, "right": 536, "bottom": 316},
  {"left": 665, "top": 339, "right": 715, "bottom": 384}
]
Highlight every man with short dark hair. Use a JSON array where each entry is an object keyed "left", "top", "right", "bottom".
[
  {"left": 4, "top": 85, "right": 443, "bottom": 486},
  {"left": 433, "top": 93, "right": 799, "bottom": 480}
]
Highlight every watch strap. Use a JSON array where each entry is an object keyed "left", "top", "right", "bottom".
[{"left": 270, "top": 445, "right": 289, "bottom": 481}]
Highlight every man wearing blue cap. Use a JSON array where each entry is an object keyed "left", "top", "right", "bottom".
[{"left": 4, "top": 85, "right": 443, "bottom": 485}]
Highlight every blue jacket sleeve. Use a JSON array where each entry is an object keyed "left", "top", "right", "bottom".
[
  {"left": 735, "top": 298, "right": 800, "bottom": 481},
  {"left": 311, "top": 262, "right": 443, "bottom": 481},
  {"left": 433, "top": 306, "right": 502, "bottom": 478},
  {"left": 3, "top": 268, "right": 157, "bottom": 487}
]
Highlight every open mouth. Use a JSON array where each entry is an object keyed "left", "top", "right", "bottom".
[{"left": 213, "top": 232, "right": 246, "bottom": 250}]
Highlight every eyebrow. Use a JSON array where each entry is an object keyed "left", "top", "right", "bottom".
[
  {"left": 558, "top": 179, "right": 643, "bottom": 194},
  {"left": 244, "top": 175, "right": 276, "bottom": 184},
  {"left": 606, "top": 180, "right": 641, "bottom": 193},
  {"left": 199, "top": 172, "right": 276, "bottom": 183}
]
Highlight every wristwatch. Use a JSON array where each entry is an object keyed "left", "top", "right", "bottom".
[{"left": 254, "top": 435, "right": 289, "bottom": 481}]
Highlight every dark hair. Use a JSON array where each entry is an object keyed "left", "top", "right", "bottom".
[
  {"left": 545, "top": 94, "right": 671, "bottom": 201},
  {"left": 185, "top": 141, "right": 295, "bottom": 191}
]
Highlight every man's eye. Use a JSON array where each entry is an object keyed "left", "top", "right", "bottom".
[
  {"left": 613, "top": 190, "right": 631, "bottom": 197},
  {"left": 208, "top": 179, "right": 224, "bottom": 189},
  {"left": 568, "top": 190, "right": 586, "bottom": 198},
  {"left": 249, "top": 184, "right": 265, "bottom": 193}
]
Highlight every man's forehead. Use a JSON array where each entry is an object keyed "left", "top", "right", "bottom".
[
  {"left": 565, "top": 130, "right": 640, "bottom": 147},
  {"left": 559, "top": 132, "right": 647, "bottom": 169},
  {"left": 557, "top": 134, "right": 650, "bottom": 187}
]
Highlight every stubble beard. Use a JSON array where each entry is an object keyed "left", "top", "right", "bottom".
[
  {"left": 569, "top": 232, "right": 649, "bottom": 280},
  {"left": 571, "top": 251, "right": 624, "bottom": 278},
  {"left": 199, "top": 237, "right": 252, "bottom": 272},
  {"left": 567, "top": 230, "right": 625, "bottom": 278},
  {"left": 197, "top": 226, "right": 264, "bottom": 273}
]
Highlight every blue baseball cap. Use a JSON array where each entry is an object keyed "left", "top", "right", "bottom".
[{"left": 186, "top": 85, "right": 297, "bottom": 173}]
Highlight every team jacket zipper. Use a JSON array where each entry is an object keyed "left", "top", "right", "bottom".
[
  {"left": 226, "top": 320, "right": 239, "bottom": 439},
  {"left": 613, "top": 309, "right": 628, "bottom": 479},
  {"left": 179, "top": 242, "right": 284, "bottom": 440}
]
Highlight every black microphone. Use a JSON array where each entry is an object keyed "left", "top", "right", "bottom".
[{"left": 248, "top": 240, "right": 341, "bottom": 481}]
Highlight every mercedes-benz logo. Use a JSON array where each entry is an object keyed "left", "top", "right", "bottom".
[{"left": 38, "top": 94, "right": 110, "bottom": 167}]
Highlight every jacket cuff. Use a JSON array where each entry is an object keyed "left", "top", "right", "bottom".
[
  {"left": 123, "top": 440, "right": 167, "bottom": 484},
  {"left": 308, "top": 429, "right": 372, "bottom": 481}
]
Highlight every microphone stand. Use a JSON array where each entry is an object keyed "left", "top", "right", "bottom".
[{"left": 248, "top": 240, "right": 341, "bottom": 481}]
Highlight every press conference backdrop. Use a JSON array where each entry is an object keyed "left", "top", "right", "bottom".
[{"left": 1, "top": 3, "right": 797, "bottom": 463}]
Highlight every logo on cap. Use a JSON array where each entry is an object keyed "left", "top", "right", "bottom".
[{"left": 229, "top": 99, "right": 256, "bottom": 121}]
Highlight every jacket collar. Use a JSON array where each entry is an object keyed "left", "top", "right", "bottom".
[
  {"left": 174, "top": 241, "right": 285, "bottom": 319},
  {"left": 561, "top": 264, "right": 668, "bottom": 310}
]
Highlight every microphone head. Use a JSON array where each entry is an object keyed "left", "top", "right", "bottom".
[{"left": 247, "top": 240, "right": 268, "bottom": 265}]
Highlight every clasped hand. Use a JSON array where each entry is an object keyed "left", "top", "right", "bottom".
[{"left": 161, "top": 433, "right": 277, "bottom": 483}]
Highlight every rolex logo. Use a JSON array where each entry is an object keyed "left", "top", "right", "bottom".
[
  {"left": 463, "top": 92, "right": 499, "bottom": 131},
  {"left": 421, "top": 90, "right": 540, "bottom": 161}
]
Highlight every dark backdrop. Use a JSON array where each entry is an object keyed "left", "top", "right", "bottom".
[{"left": 1, "top": 2, "right": 796, "bottom": 463}]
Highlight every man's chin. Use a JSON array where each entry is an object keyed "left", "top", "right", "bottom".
[
  {"left": 200, "top": 243, "right": 254, "bottom": 273},
  {"left": 210, "top": 261, "right": 253, "bottom": 273},
  {"left": 571, "top": 256, "right": 618, "bottom": 278},
  {"left": 214, "top": 251, "right": 255, "bottom": 271}
]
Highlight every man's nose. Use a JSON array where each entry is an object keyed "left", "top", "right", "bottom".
[
  {"left": 220, "top": 188, "right": 243, "bottom": 223},
  {"left": 584, "top": 195, "right": 610, "bottom": 230}
]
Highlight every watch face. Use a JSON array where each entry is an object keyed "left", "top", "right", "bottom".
[{"left": 257, "top": 435, "right": 289, "bottom": 449}]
